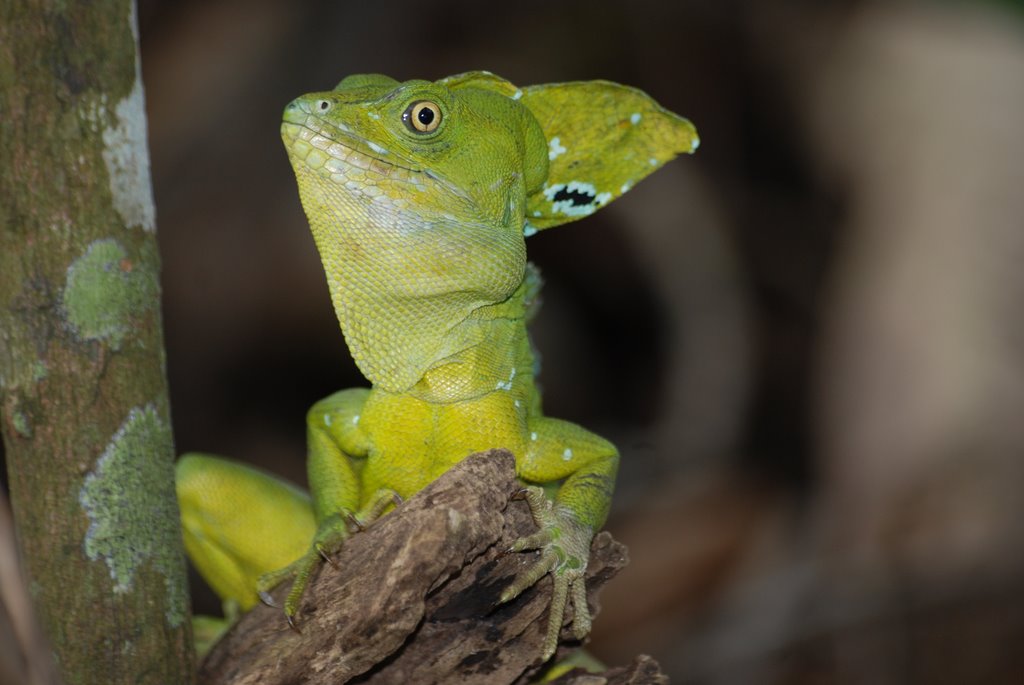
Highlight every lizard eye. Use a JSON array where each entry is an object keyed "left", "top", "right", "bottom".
[
  {"left": 315, "top": 99, "right": 332, "bottom": 112},
  {"left": 402, "top": 101, "right": 442, "bottom": 133}
]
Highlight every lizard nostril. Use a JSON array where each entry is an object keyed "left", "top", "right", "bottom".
[{"left": 283, "top": 98, "right": 314, "bottom": 123}]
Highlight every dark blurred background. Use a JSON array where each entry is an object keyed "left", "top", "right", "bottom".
[{"left": 25, "top": 0, "right": 1024, "bottom": 681}]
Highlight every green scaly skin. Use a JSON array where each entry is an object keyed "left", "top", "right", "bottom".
[{"left": 176, "top": 71, "right": 697, "bottom": 661}]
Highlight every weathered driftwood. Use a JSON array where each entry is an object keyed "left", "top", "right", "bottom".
[{"left": 198, "top": 449, "right": 664, "bottom": 684}]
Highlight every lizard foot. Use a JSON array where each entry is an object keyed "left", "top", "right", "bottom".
[
  {"left": 499, "top": 486, "right": 593, "bottom": 662},
  {"left": 256, "top": 488, "right": 400, "bottom": 625}
]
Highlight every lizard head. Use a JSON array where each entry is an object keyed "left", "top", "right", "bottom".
[
  {"left": 282, "top": 73, "right": 550, "bottom": 233},
  {"left": 281, "top": 73, "right": 549, "bottom": 391}
]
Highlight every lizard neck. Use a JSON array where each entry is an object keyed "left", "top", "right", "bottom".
[
  {"left": 304, "top": 205, "right": 530, "bottom": 396},
  {"left": 407, "top": 310, "right": 528, "bottom": 405},
  {"left": 334, "top": 268, "right": 533, "bottom": 401},
  {"left": 401, "top": 265, "right": 542, "bottom": 405}
]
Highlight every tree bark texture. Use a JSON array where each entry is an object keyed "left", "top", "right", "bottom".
[
  {"left": 0, "top": 2, "right": 194, "bottom": 683},
  {"left": 199, "top": 451, "right": 662, "bottom": 685}
]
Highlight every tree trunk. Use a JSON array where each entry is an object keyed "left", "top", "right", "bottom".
[{"left": 0, "top": 1, "right": 194, "bottom": 683}]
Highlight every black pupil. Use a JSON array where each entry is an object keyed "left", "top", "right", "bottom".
[{"left": 417, "top": 106, "right": 434, "bottom": 126}]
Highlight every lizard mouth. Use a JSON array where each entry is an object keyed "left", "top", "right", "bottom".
[{"left": 282, "top": 115, "right": 419, "bottom": 174}]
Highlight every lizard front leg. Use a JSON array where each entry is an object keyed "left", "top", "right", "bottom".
[
  {"left": 503, "top": 417, "right": 619, "bottom": 661},
  {"left": 257, "top": 387, "right": 394, "bottom": 624}
]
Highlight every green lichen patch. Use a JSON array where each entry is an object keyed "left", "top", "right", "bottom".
[
  {"left": 12, "top": 411, "right": 31, "bottom": 438},
  {"left": 32, "top": 361, "right": 48, "bottom": 381},
  {"left": 62, "top": 238, "right": 157, "bottom": 351},
  {"left": 79, "top": 405, "right": 188, "bottom": 627}
]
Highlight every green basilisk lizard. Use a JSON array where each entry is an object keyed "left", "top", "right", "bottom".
[{"left": 176, "top": 71, "right": 697, "bottom": 661}]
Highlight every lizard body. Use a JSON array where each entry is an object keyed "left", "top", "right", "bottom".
[{"left": 177, "top": 71, "right": 697, "bottom": 660}]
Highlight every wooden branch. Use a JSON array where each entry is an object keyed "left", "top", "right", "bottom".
[{"left": 199, "top": 450, "right": 662, "bottom": 684}]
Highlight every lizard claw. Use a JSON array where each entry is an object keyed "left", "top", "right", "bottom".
[
  {"left": 345, "top": 512, "right": 365, "bottom": 532},
  {"left": 509, "top": 487, "right": 530, "bottom": 501},
  {"left": 501, "top": 486, "right": 595, "bottom": 661},
  {"left": 257, "top": 590, "right": 277, "bottom": 608},
  {"left": 316, "top": 544, "right": 338, "bottom": 567},
  {"left": 254, "top": 492, "right": 400, "bottom": 628},
  {"left": 286, "top": 613, "right": 302, "bottom": 634},
  {"left": 254, "top": 512, "right": 352, "bottom": 628}
]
